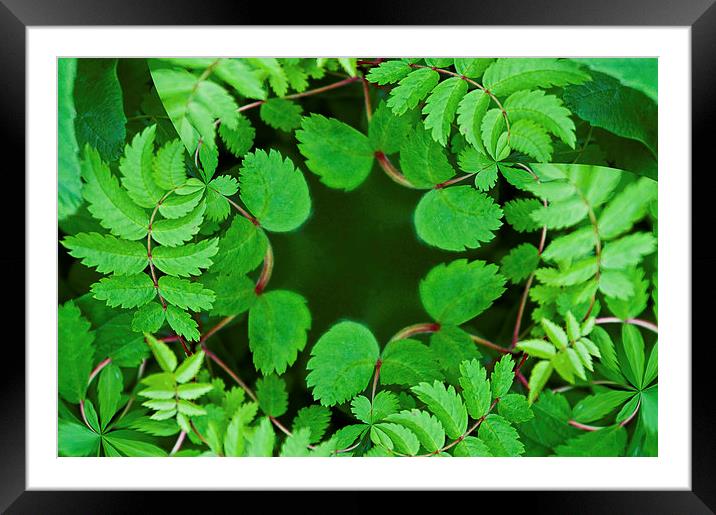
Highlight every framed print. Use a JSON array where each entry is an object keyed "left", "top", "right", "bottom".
[{"left": 2, "top": 0, "right": 715, "bottom": 512}]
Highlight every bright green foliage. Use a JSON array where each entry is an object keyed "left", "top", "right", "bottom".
[
  {"left": 422, "top": 77, "right": 468, "bottom": 145},
  {"left": 420, "top": 259, "right": 506, "bottom": 325},
  {"left": 260, "top": 99, "right": 303, "bottom": 131},
  {"left": 152, "top": 238, "right": 218, "bottom": 277},
  {"left": 411, "top": 381, "right": 468, "bottom": 439},
  {"left": 501, "top": 243, "right": 540, "bottom": 283},
  {"left": 306, "top": 321, "right": 379, "bottom": 406},
  {"left": 239, "top": 149, "right": 311, "bottom": 232},
  {"left": 58, "top": 301, "right": 95, "bottom": 403},
  {"left": 386, "top": 68, "right": 440, "bottom": 115},
  {"left": 380, "top": 339, "right": 442, "bottom": 386},
  {"left": 482, "top": 58, "right": 590, "bottom": 97},
  {"left": 296, "top": 114, "right": 374, "bottom": 191},
  {"left": 415, "top": 187, "right": 503, "bottom": 251},
  {"left": 59, "top": 57, "right": 658, "bottom": 458},
  {"left": 62, "top": 233, "right": 148, "bottom": 275},
  {"left": 58, "top": 58, "right": 83, "bottom": 220},
  {"left": 248, "top": 290, "right": 311, "bottom": 375},
  {"left": 399, "top": 127, "right": 456, "bottom": 188},
  {"left": 256, "top": 375, "right": 288, "bottom": 417},
  {"left": 81, "top": 146, "right": 150, "bottom": 241}
]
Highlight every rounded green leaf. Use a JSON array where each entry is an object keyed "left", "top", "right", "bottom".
[
  {"left": 306, "top": 321, "right": 380, "bottom": 406},
  {"left": 420, "top": 259, "right": 506, "bottom": 325},
  {"left": 248, "top": 290, "right": 311, "bottom": 375},
  {"left": 296, "top": 114, "right": 375, "bottom": 191},
  {"left": 239, "top": 149, "right": 311, "bottom": 232},
  {"left": 414, "top": 186, "right": 503, "bottom": 251}
]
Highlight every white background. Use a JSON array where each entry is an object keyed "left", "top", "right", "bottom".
[{"left": 28, "top": 27, "right": 690, "bottom": 489}]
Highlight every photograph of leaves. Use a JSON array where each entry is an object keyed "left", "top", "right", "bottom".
[{"left": 57, "top": 57, "right": 658, "bottom": 458}]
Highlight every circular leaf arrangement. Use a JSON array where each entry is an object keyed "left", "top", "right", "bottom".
[{"left": 58, "top": 57, "right": 659, "bottom": 458}]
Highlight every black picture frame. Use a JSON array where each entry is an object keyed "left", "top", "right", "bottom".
[{"left": 2, "top": 1, "right": 713, "bottom": 512}]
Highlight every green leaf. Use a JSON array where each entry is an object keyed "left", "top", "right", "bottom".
[
  {"left": 478, "top": 414, "right": 524, "bottom": 456},
  {"left": 246, "top": 418, "right": 276, "bottom": 457},
  {"left": 564, "top": 71, "right": 657, "bottom": 155},
  {"left": 429, "top": 326, "right": 482, "bottom": 385},
  {"left": 411, "top": 381, "right": 467, "bottom": 439},
  {"left": 572, "top": 58, "right": 657, "bottom": 102},
  {"left": 81, "top": 146, "right": 150, "bottom": 241},
  {"left": 572, "top": 390, "right": 635, "bottom": 423},
  {"left": 74, "top": 59, "right": 127, "bottom": 161},
  {"left": 259, "top": 98, "right": 303, "bottom": 131},
  {"left": 503, "top": 198, "right": 543, "bottom": 233},
  {"left": 175, "top": 350, "right": 205, "bottom": 383},
  {"left": 504, "top": 89, "right": 576, "bottom": 147},
  {"left": 366, "top": 60, "right": 412, "bottom": 85},
  {"left": 104, "top": 430, "right": 168, "bottom": 457},
  {"left": 601, "top": 233, "right": 656, "bottom": 270},
  {"left": 385, "top": 409, "right": 446, "bottom": 453},
  {"left": 296, "top": 114, "right": 374, "bottom": 191},
  {"left": 457, "top": 147, "right": 498, "bottom": 191},
  {"left": 151, "top": 201, "right": 206, "bottom": 247},
  {"left": 509, "top": 119, "right": 553, "bottom": 162},
  {"left": 482, "top": 58, "right": 590, "bottom": 97},
  {"left": 414, "top": 187, "right": 503, "bottom": 251},
  {"left": 306, "top": 321, "right": 380, "bottom": 406},
  {"left": 498, "top": 394, "right": 534, "bottom": 424},
  {"left": 131, "top": 301, "right": 165, "bottom": 333},
  {"left": 145, "top": 333, "right": 177, "bottom": 372},
  {"left": 456, "top": 89, "right": 490, "bottom": 151},
  {"left": 527, "top": 360, "right": 554, "bottom": 404},
  {"left": 380, "top": 339, "right": 442, "bottom": 386},
  {"left": 212, "top": 215, "right": 268, "bottom": 274},
  {"left": 198, "top": 271, "right": 256, "bottom": 317},
  {"left": 62, "top": 233, "right": 148, "bottom": 276},
  {"left": 516, "top": 340, "right": 557, "bottom": 360},
  {"left": 256, "top": 375, "right": 288, "bottom": 417},
  {"left": 350, "top": 396, "right": 373, "bottom": 424},
  {"left": 399, "top": 127, "right": 456, "bottom": 188},
  {"left": 213, "top": 59, "right": 266, "bottom": 99},
  {"left": 177, "top": 382, "right": 213, "bottom": 400},
  {"left": 520, "top": 391, "right": 577, "bottom": 447},
  {"left": 599, "top": 177, "right": 657, "bottom": 239},
  {"left": 239, "top": 149, "right": 311, "bottom": 231},
  {"left": 58, "top": 58, "right": 83, "bottom": 220},
  {"left": 165, "top": 305, "right": 200, "bottom": 341},
  {"left": 454, "top": 436, "right": 493, "bottom": 457},
  {"left": 368, "top": 101, "right": 418, "bottom": 154},
  {"left": 555, "top": 426, "right": 627, "bottom": 457},
  {"left": 119, "top": 125, "right": 166, "bottom": 209},
  {"left": 454, "top": 58, "right": 495, "bottom": 78},
  {"left": 491, "top": 355, "right": 515, "bottom": 398},
  {"left": 58, "top": 301, "right": 95, "bottom": 403},
  {"left": 59, "top": 419, "right": 100, "bottom": 457},
  {"left": 204, "top": 175, "right": 238, "bottom": 223},
  {"left": 621, "top": 325, "right": 645, "bottom": 388},
  {"left": 501, "top": 243, "right": 540, "bottom": 283},
  {"left": 643, "top": 343, "right": 658, "bottom": 388},
  {"left": 387, "top": 68, "right": 440, "bottom": 115},
  {"left": 219, "top": 114, "right": 255, "bottom": 158},
  {"left": 152, "top": 139, "right": 187, "bottom": 190},
  {"left": 374, "top": 422, "right": 420, "bottom": 456},
  {"left": 248, "top": 290, "right": 311, "bottom": 375},
  {"left": 420, "top": 259, "right": 506, "bottom": 325},
  {"left": 480, "top": 109, "right": 509, "bottom": 160},
  {"left": 248, "top": 58, "right": 288, "bottom": 96},
  {"left": 422, "top": 77, "right": 468, "bottom": 145},
  {"left": 98, "top": 362, "right": 123, "bottom": 430},
  {"left": 149, "top": 63, "right": 239, "bottom": 175},
  {"left": 279, "top": 427, "right": 312, "bottom": 457},
  {"left": 541, "top": 318, "right": 569, "bottom": 349},
  {"left": 599, "top": 269, "right": 635, "bottom": 300},
  {"left": 292, "top": 405, "right": 331, "bottom": 444},
  {"left": 458, "top": 359, "right": 492, "bottom": 419},
  {"left": 152, "top": 238, "right": 219, "bottom": 277},
  {"left": 541, "top": 227, "right": 595, "bottom": 264},
  {"left": 91, "top": 273, "right": 156, "bottom": 309},
  {"left": 158, "top": 276, "right": 215, "bottom": 311}
]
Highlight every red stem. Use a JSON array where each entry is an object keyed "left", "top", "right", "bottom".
[
  {"left": 389, "top": 322, "right": 441, "bottom": 341},
  {"left": 374, "top": 151, "right": 417, "bottom": 189},
  {"left": 254, "top": 244, "right": 274, "bottom": 295},
  {"left": 468, "top": 333, "right": 513, "bottom": 354},
  {"left": 87, "top": 357, "right": 112, "bottom": 386}
]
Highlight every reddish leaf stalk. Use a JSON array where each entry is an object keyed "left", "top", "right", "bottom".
[
  {"left": 254, "top": 244, "right": 274, "bottom": 295},
  {"left": 595, "top": 317, "right": 658, "bottom": 334},
  {"left": 389, "top": 322, "right": 441, "bottom": 342},
  {"left": 468, "top": 333, "right": 513, "bottom": 354},
  {"left": 374, "top": 151, "right": 417, "bottom": 189},
  {"left": 87, "top": 357, "right": 112, "bottom": 386}
]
